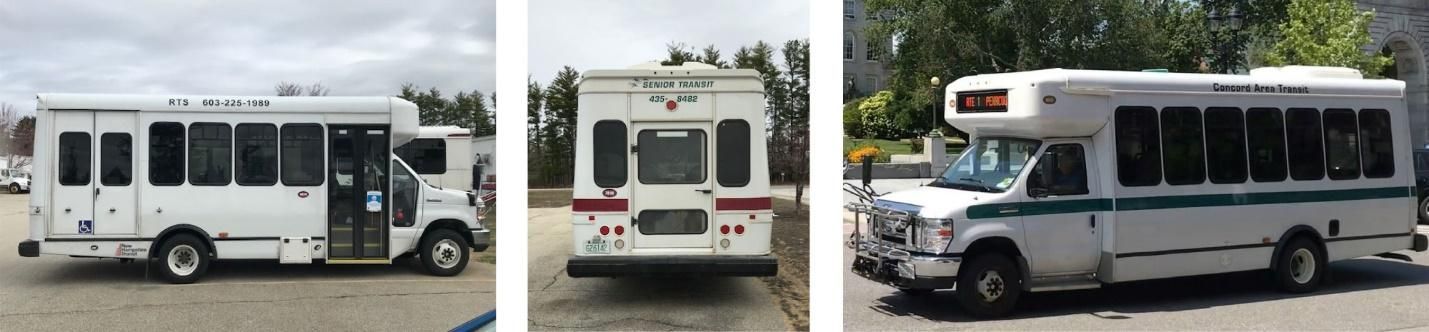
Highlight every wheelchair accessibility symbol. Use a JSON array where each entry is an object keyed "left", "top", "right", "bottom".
[{"left": 78, "top": 220, "right": 93, "bottom": 234}]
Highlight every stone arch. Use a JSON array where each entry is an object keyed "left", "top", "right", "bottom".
[{"left": 1379, "top": 31, "right": 1429, "bottom": 147}]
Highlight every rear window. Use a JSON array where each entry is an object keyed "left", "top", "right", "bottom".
[
  {"left": 716, "top": 120, "right": 750, "bottom": 187},
  {"left": 638, "top": 129, "right": 706, "bottom": 184},
  {"left": 592, "top": 120, "right": 627, "bottom": 188},
  {"left": 58, "top": 132, "right": 91, "bottom": 186}
]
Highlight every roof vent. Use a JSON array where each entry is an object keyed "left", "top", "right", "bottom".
[
  {"left": 627, "top": 62, "right": 718, "bottom": 70},
  {"left": 1249, "top": 66, "right": 1362, "bottom": 79}
]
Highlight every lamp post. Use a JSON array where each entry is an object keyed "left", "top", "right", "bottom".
[
  {"left": 928, "top": 76, "right": 942, "bottom": 138},
  {"left": 1206, "top": 3, "right": 1246, "bottom": 74}
]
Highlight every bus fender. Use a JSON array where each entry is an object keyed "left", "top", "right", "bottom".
[
  {"left": 150, "top": 224, "right": 217, "bottom": 258},
  {"left": 1268, "top": 225, "right": 1326, "bottom": 272}
]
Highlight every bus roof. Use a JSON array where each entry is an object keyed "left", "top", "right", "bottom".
[
  {"left": 944, "top": 67, "right": 1407, "bottom": 138},
  {"left": 418, "top": 126, "right": 472, "bottom": 138},
  {"left": 578, "top": 62, "right": 764, "bottom": 94},
  {"left": 36, "top": 93, "right": 420, "bottom": 145}
]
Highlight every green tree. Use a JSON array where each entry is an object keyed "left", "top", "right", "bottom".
[
  {"left": 660, "top": 42, "right": 698, "bottom": 66},
  {"left": 843, "top": 97, "right": 868, "bottom": 138},
  {"left": 858, "top": 91, "right": 900, "bottom": 140},
  {"left": 528, "top": 78, "right": 545, "bottom": 186},
  {"left": 540, "top": 66, "right": 581, "bottom": 186},
  {"left": 697, "top": 44, "right": 730, "bottom": 69},
  {"left": 1262, "top": 0, "right": 1390, "bottom": 77}
]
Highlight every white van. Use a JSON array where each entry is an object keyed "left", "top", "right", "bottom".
[
  {"left": 396, "top": 126, "right": 477, "bottom": 192},
  {"left": 850, "top": 66, "right": 1429, "bottom": 317},
  {"left": 566, "top": 63, "right": 777, "bottom": 277},
  {"left": 17, "top": 94, "right": 490, "bottom": 283},
  {"left": 0, "top": 168, "right": 30, "bottom": 194}
]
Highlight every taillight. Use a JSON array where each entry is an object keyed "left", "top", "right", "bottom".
[
  {"left": 734, "top": 225, "right": 745, "bottom": 235},
  {"left": 720, "top": 225, "right": 730, "bottom": 234},
  {"left": 600, "top": 226, "right": 610, "bottom": 236},
  {"left": 614, "top": 225, "right": 625, "bottom": 236}
]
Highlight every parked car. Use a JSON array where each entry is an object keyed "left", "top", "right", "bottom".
[
  {"left": 0, "top": 168, "right": 29, "bottom": 194},
  {"left": 1416, "top": 149, "right": 1429, "bottom": 223}
]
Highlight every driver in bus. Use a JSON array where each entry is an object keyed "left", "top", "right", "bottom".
[{"left": 1051, "top": 147, "right": 1086, "bottom": 193}]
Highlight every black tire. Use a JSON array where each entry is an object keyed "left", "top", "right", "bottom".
[
  {"left": 1418, "top": 198, "right": 1429, "bottom": 225},
  {"left": 420, "top": 229, "right": 470, "bottom": 276},
  {"left": 898, "top": 288, "right": 934, "bottom": 296},
  {"left": 955, "top": 253, "right": 1022, "bottom": 318},
  {"left": 8, "top": 184, "right": 18, "bottom": 194},
  {"left": 156, "top": 234, "right": 210, "bottom": 284},
  {"left": 1273, "top": 237, "right": 1326, "bottom": 293}
]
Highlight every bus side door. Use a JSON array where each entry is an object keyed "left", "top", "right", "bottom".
[{"left": 1020, "top": 139, "right": 1102, "bottom": 275}]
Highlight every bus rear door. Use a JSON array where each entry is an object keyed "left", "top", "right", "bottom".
[{"left": 630, "top": 122, "right": 713, "bottom": 249}]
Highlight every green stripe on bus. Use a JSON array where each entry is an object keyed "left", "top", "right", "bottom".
[{"left": 965, "top": 186, "right": 1411, "bottom": 219}]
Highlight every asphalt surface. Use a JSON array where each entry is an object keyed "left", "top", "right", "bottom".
[
  {"left": 526, "top": 205, "right": 788, "bottom": 331},
  {"left": 0, "top": 194, "right": 494, "bottom": 331},
  {"left": 843, "top": 219, "right": 1429, "bottom": 330}
]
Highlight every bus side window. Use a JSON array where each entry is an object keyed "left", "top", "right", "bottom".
[
  {"left": 57, "top": 132, "right": 91, "bottom": 186},
  {"left": 149, "top": 122, "right": 185, "bottom": 186},
  {"left": 235, "top": 123, "right": 278, "bottom": 186},
  {"left": 395, "top": 138, "right": 446, "bottom": 175},
  {"left": 99, "top": 133, "right": 132, "bottom": 186},
  {"left": 1160, "top": 107, "right": 1205, "bottom": 185},
  {"left": 391, "top": 160, "right": 419, "bottom": 227},
  {"left": 281, "top": 124, "right": 325, "bottom": 186},
  {"left": 1359, "top": 109, "right": 1394, "bottom": 178},
  {"left": 189, "top": 123, "right": 233, "bottom": 186},
  {"left": 1246, "top": 108, "right": 1287, "bottom": 182},
  {"left": 1114, "top": 106, "right": 1161, "bottom": 187},
  {"left": 1204, "top": 107, "right": 1247, "bottom": 184},
  {"left": 1027, "top": 144, "right": 1087, "bottom": 197},
  {"left": 1286, "top": 108, "right": 1325, "bottom": 180},
  {"left": 717, "top": 120, "right": 750, "bottom": 187},
  {"left": 1322, "top": 109, "right": 1360, "bottom": 180},
  {"left": 592, "top": 120, "right": 626, "bottom": 188}
]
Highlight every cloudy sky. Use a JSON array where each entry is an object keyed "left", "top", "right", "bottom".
[
  {"left": 528, "top": 0, "right": 809, "bottom": 84},
  {"left": 0, "top": 0, "right": 495, "bottom": 114}
]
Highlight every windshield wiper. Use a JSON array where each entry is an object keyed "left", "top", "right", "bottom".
[{"left": 956, "top": 177, "right": 999, "bottom": 192}]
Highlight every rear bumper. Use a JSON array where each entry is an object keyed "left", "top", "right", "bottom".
[
  {"left": 470, "top": 229, "right": 491, "bottom": 252},
  {"left": 1414, "top": 234, "right": 1427, "bottom": 252},
  {"left": 567, "top": 254, "right": 778, "bottom": 277},
  {"left": 17, "top": 239, "right": 38, "bottom": 257}
]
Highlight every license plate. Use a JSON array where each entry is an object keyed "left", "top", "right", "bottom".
[{"left": 584, "top": 237, "right": 610, "bottom": 254}]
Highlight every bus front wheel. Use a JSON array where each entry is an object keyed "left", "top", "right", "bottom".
[
  {"left": 156, "top": 234, "right": 210, "bottom": 284},
  {"left": 1273, "top": 237, "right": 1325, "bottom": 293},
  {"left": 420, "top": 229, "right": 469, "bottom": 276},
  {"left": 955, "top": 253, "right": 1021, "bottom": 318}
]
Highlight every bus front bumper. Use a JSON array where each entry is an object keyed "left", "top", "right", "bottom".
[
  {"left": 566, "top": 254, "right": 778, "bottom": 277},
  {"left": 852, "top": 243, "right": 959, "bottom": 290},
  {"left": 17, "top": 239, "right": 38, "bottom": 257},
  {"left": 471, "top": 229, "right": 491, "bottom": 252}
]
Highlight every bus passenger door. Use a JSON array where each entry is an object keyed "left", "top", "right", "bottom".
[
  {"left": 93, "top": 112, "right": 137, "bottom": 235},
  {"left": 50, "top": 111, "right": 94, "bottom": 235},
  {"left": 630, "top": 122, "right": 713, "bottom": 249},
  {"left": 1021, "top": 139, "right": 1101, "bottom": 275},
  {"left": 327, "top": 126, "right": 390, "bottom": 262}
]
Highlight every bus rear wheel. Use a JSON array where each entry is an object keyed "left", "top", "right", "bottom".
[
  {"left": 420, "top": 229, "right": 469, "bottom": 276},
  {"left": 8, "top": 184, "right": 19, "bottom": 194},
  {"left": 955, "top": 253, "right": 1021, "bottom": 318},
  {"left": 1418, "top": 198, "right": 1429, "bottom": 224},
  {"left": 1273, "top": 237, "right": 1325, "bottom": 293},
  {"left": 156, "top": 234, "right": 209, "bottom": 284}
]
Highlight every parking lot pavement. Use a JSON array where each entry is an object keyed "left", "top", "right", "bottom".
[
  {"left": 0, "top": 194, "right": 494, "bottom": 331},
  {"left": 526, "top": 205, "right": 789, "bottom": 331},
  {"left": 843, "top": 224, "right": 1429, "bottom": 330}
]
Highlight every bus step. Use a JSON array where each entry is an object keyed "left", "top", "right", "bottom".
[{"left": 1027, "top": 274, "right": 1101, "bottom": 292}]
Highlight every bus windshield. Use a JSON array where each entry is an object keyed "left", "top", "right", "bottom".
[{"left": 929, "top": 137, "right": 1040, "bottom": 193}]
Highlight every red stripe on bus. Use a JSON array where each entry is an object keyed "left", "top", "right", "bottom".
[
  {"left": 716, "top": 197, "right": 772, "bottom": 211},
  {"left": 572, "top": 199, "right": 628, "bottom": 212}
]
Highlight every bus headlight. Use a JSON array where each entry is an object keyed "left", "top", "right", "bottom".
[{"left": 916, "top": 218, "right": 954, "bottom": 254}]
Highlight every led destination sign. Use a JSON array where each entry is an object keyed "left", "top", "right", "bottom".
[{"left": 955, "top": 90, "right": 1009, "bottom": 113}]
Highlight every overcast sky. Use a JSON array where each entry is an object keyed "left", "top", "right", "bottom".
[
  {"left": 528, "top": 0, "right": 809, "bottom": 85},
  {"left": 0, "top": 0, "right": 495, "bottom": 114}
]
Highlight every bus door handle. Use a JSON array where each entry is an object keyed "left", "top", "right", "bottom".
[
  {"left": 696, "top": 189, "right": 712, "bottom": 194},
  {"left": 108, "top": 208, "right": 116, "bottom": 213},
  {"left": 1089, "top": 215, "right": 1096, "bottom": 229}
]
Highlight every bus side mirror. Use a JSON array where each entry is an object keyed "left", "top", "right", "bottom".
[{"left": 861, "top": 156, "right": 873, "bottom": 186}]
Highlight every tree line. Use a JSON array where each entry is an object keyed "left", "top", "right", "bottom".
[
  {"left": 850, "top": 0, "right": 1385, "bottom": 140},
  {"left": 275, "top": 81, "right": 495, "bottom": 137},
  {"left": 528, "top": 40, "right": 811, "bottom": 206}
]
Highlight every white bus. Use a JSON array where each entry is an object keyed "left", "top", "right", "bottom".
[
  {"left": 16, "top": 94, "right": 490, "bottom": 283},
  {"left": 566, "top": 63, "right": 777, "bottom": 277},
  {"left": 396, "top": 126, "right": 478, "bottom": 192},
  {"left": 850, "top": 66, "right": 1429, "bottom": 317}
]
